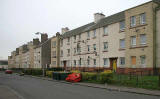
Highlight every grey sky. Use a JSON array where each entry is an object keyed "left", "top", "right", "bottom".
[{"left": 0, "top": 0, "right": 151, "bottom": 60}]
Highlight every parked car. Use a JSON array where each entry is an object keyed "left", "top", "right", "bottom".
[{"left": 5, "top": 70, "right": 13, "bottom": 74}]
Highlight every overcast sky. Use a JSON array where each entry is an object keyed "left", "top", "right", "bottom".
[{"left": 0, "top": 0, "right": 151, "bottom": 60}]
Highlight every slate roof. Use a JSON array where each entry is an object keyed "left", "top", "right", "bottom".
[{"left": 62, "top": 11, "right": 125, "bottom": 38}]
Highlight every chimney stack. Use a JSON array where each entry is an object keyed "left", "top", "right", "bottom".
[
  {"left": 41, "top": 33, "right": 48, "bottom": 43},
  {"left": 94, "top": 13, "right": 105, "bottom": 23},
  {"left": 61, "top": 27, "right": 69, "bottom": 34},
  {"left": 33, "top": 38, "right": 40, "bottom": 45}
]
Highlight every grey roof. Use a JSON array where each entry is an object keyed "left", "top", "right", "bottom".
[{"left": 62, "top": 11, "right": 125, "bottom": 38}]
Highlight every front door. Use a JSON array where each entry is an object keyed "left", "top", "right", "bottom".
[
  {"left": 63, "top": 61, "right": 67, "bottom": 70},
  {"left": 109, "top": 58, "right": 117, "bottom": 72}
]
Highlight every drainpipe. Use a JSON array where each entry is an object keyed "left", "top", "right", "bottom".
[{"left": 153, "top": 3, "right": 160, "bottom": 75}]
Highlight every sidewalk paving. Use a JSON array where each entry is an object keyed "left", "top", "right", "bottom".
[
  {"left": 25, "top": 75, "right": 160, "bottom": 97},
  {"left": 0, "top": 85, "right": 22, "bottom": 99}
]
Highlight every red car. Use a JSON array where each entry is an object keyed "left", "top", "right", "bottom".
[{"left": 5, "top": 70, "right": 13, "bottom": 74}]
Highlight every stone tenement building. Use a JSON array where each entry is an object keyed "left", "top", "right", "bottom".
[
  {"left": 8, "top": 0, "right": 160, "bottom": 74},
  {"left": 60, "top": 0, "right": 160, "bottom": 73}
]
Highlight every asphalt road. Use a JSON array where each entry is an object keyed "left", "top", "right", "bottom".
[{"left": 0, "top": 72, "right": 159, "bottom": 99}]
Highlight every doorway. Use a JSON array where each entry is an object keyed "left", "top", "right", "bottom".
[
  {"left": 63, "top": 61, "right": 67, "bottom": 70},
  {"left": 109, "top": 58, "right": 117, "bottom": 72}
]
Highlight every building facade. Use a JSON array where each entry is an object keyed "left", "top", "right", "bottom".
[
  {"left": 50, "top": 32, "right": 61, "bottom": 68},
  {"left": 60, "top": 0, "right": 160, "bottom": 73}
]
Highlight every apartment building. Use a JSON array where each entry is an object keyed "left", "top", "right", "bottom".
[
  {"left": 124, "top": 1, "right": 160, "bottom": 74},
  {"left": 33, "top": 34, "right": 51, "bottom": 68},
  {"left": 34, "top": 46, "right": 41, "bottom": 68},
  {"left": 60, "top": 12, "right": 125, "bottom": 72},
  {"left": 60, "top": 0, "right": 160, "bottom": 73},
  {"left": 50, "top": 32, "right": 61, "bottom": 68}
]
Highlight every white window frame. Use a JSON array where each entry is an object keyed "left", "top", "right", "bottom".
[
  {"left": 120, "top": 57, "right": 125, "bottom": 66},
  {"left": 120, "top": 39, "right": 125, "bottom": 49},
  {"left": 140, "top": 55, "right": 146, "bottom": 66},
  {"left": 131, "top": 16, "right": 136, "bottom": 27},
  {"left": 87, "top": 45, "right": 90, "bottom": 52},
  {"left": 93, "top": 44, "right": 96, "bottom": 51},
  {"left": 140, "top": 34, "right": 146, "bottom": 45},
  {"left": 93, "top": 59, "right": 96, "bottom": 66},
  {"left": 119, "top": 21, "right": 125, "bottom": 31},
  {"left": 103, "top": 58, "right": 108, "bottom": 67},
  {"left": 87, "top": 31, "right": 90, "bottom": 38},
  {"left": 140, "top": 13, "right": 146, "bottom": 25},
  {"left": 131, "top": 36, "right": 136, "bottom": 47},
  {"left": 93, "top": 30, "right": 96, "bottom": 37},
  {"left": 103, "top": 27, "right": 108, "bottom": 35},
  {"left": 103, "top": 42, "right": 108, "bottom": 51}
]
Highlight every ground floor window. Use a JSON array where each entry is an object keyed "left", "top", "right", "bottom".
[
  {"left": 93, "top": 59, "right": 96, "bottom": 66},
  {"left": 103, "top": 58, "right": 108, "bottom": 67},
  {"left": 120, "top": 57, "right": 125, "bottom": 65},
  {"left": 140, "top": 55, "right": 146, "bottom": 66},
  {"left": 87, "top": 59, "right": 90, "bottom": 66},
  {"left": 131, "top": 56, "right": 136, "bottom": 65}
]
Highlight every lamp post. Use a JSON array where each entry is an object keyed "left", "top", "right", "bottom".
[{"left": 35, "top": 32, "right": 48, "bottom": 77}]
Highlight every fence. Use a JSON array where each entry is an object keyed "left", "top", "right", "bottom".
[{"left": 114, "top": 70, "right": 160, "bottom": 90}]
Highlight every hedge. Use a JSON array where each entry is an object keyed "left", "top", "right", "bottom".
[{"left": 81, "top": 71, "right": 113, "bottom": 84}]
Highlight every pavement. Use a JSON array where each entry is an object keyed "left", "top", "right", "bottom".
[{"left": 0, "top": 72, "right": 160, "bottom": 99}]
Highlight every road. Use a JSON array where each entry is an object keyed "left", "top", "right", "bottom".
[{"left": 0, "top": 72, "right": 159, "bottom": 99}]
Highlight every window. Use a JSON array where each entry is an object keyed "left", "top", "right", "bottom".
[
  {"left": 87, "top": 31, "right": 90, "bottom": 38},
  {"left": 74, "top": 48, "right": 76, "bottom": 54},
  {"left": 131, "top": 56, "right": 136, "bottom": 65},
  {"left": 93, "top": 59, "right": 96, "bottom": 66},
  {"left": 87, "top": 58, "right": 90, "bottom": 66},
  {"left": 140, "top": 55, "right": 146, "bottom": 66},
  {"left": 130, "top": 16, "right": 136, "bottom": 27},
  {"left": 74, "top": 35, "right": 76, "bottom": 41},
  {"left": 103, "top": 27, "right": 108, "bottom": 35},
  {"left": 120, "top": 39, "right": 125, "bottom": 49},
  {"left": 67, "top": 37, "right": 70, "bottom": 42},
  {"left": 120, "top": 21, "right": 125, "bottom": 30},
  {"left": 79, "top": 34, "right": 81, "bottom": 39},
  {"left": 140, "top": 13, "right": 146, "bottom": 25},
  {"left": 87, "top": 45, "right": 90, "bottom": 52},
  {"left": 53, "top": 51, "right": 56, "bottom": 57},
  {"left": 74, "top": 60, "right": 76, "bottom": 66},
  {"left": 131, "top": 36, "right": 136, "bottom": 47},
  {"left": 61, "top": 39, "right": 63, "bottom": 46},
  {"left": 103, "top": 58, "right": 108, "bottom": 66},
  {"left": 52, "top": 61, "right": 56, "bottom": 65},
  {"left": 52, "top": 41, "right": 56, "bottom": 47},
  {"left": 67, "top": 49, "right": 70, "bottom": 55},
  {"left": 79, "top": 58, "right": 82, "bottom": 66},
  {"left": 61, "top": 50, "right": 63, "bottom": 56},
  {"left": 93, "top": 30, "right": 96, "bottom": 37},
  {"left": 93, "top": 44, "right": 96, "bottom": 51},
  {"left": 140, "top": 34, "right": 146, "bottom": 45},
  {"left": 120, "top": 57, "right": 125, "bottom": 65},
  {"left": 77, "top": 43, "right": 81, "bottom": 53},
  {"left": 103, "top": 42, "right": 108, "bottom": 51}
]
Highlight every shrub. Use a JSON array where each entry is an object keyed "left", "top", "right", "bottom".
[
  {"left": 71, "top": 70, "right": 81, "bottom": 73},
  {"left": 81, "top": 71, "right": 113, "bottom": 84},
  {"left": 97, "top": 72, "right": 113, "bottom": 84},
  {"left": 32, "top": 69, "right": 43, "bottom": 75},
  {"left": 46, "top": 71, "right": 54, "bottom": 77},
  {"left": 22, "top": 69, "right": 42, "bottom": 75},
  {"left": 81, "top": 72, "right": 97, "bottom": 82}
]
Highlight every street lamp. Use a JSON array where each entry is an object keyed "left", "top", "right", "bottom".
[{"left": 35, "top": 32, "right": 48, "bottom": 77}]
